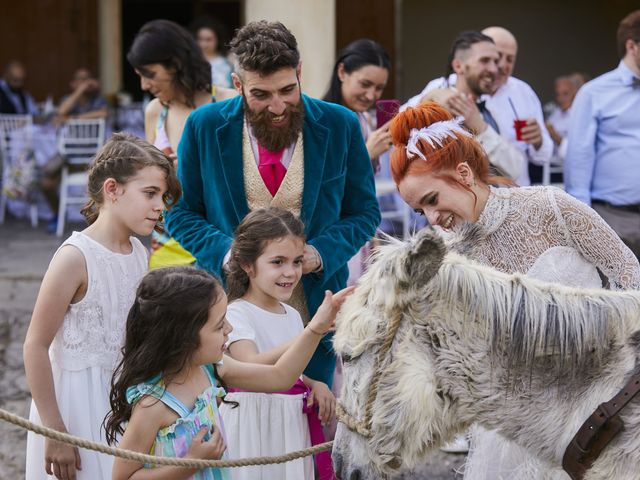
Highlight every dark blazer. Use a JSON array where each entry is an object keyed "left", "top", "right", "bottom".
[{"left": 166, "top": 94, "right": 380, "bottom": 385}]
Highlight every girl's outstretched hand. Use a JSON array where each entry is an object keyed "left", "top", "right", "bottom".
[
  {"left": 186, "top": 425, "right": 226, "bottom": 461},
  {"left": 308, "top": 287, "right": 355, "bottom": 335}
]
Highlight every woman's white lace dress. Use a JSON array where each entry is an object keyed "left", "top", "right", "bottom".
[
  {"left": 461, "top": 186, "right": 640, "bottom": 480},
  {"left": 25, "top": 232, "right": 148, "bottom": 480}
]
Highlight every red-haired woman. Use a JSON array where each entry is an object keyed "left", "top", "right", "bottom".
[{"left": 389, "top": 102, "right": 640, "bottom": 480}]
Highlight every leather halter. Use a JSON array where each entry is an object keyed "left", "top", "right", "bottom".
[{"left": 562, "top": 371, "right": 640, "bottom": 480}]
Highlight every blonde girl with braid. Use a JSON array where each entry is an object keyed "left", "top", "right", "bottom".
[{"left": 23, "top": 132, "right": 181, "bottom": 480}]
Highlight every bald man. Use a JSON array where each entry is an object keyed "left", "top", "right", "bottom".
[{"left": 481, "top": 26, "right": 553, "bottom": 186}]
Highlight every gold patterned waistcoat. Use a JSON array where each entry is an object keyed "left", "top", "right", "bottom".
[{"left": 242, "top": 125, "right": 310, "bottom": 323}]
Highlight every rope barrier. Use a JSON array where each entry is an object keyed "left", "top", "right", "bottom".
[{"left": 0, "top": 407, "right": 332, "bottom": 469}]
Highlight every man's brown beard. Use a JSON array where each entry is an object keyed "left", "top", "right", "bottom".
[{"left": 244, "top": 98, "right": 305, "bottom": 152}]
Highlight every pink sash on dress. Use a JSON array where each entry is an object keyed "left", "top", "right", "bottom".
[{"left": 228, "top": 379, "right": 334, "bottom": 479}]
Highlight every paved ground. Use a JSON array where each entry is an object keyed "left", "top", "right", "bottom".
[
  {"left": 0, "top": 218, "right": 465, "bottom": 479},
  {"left": 0, "top": 219, "right": 66, "bottom": 478}
]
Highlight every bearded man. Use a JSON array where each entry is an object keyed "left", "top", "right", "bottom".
[
  {"left": 165, "top": 20, "right": 380, "bottom": 386},
  {"left": 404, "top": 31, "right": 524, "bottom": 180}
]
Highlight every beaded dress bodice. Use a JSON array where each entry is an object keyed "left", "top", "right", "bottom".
[{"left": 471, "top": 186, "right": 640, "bottom": 290}]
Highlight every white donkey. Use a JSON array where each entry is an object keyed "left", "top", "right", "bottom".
[{"left": 332, "top": 228, "right": 640, "bottom": 480}]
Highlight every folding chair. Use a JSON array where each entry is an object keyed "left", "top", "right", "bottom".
[
  {"left": 542, "top": 161, "right": 564, "bottom": 188},
  {"left": 56, "top": 118, "right": 106, "bottom": 237},
  {"left": 0, "top": 114, "right": 37, "bottom": 226}
]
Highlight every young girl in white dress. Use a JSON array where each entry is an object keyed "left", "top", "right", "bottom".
[
  {"left": 221, "top": 207, "right": 337, "bottom": 480},
  {"left": 105, "top": 265, "right": 349, "bottom": 480},
  {"left": 23, "top": 132, "right": 181, "bottom": 480}
]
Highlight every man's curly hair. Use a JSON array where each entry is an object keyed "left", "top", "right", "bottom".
[{"left": 230, "top": 20, "right": 300, "bottom": 76}]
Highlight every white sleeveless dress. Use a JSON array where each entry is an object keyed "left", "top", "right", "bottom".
[
  {"left": 460, "top": 186, "right": 640, "bottom": 480},
  {"left": 220, "top": 300, "right": 313, "bottom": 480},
  {"left": 25, "top": 231, "right": 148, "bottom": 480}
]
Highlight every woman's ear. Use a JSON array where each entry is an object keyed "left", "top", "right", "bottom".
[
  {"left": 337, "top": 63, "right": 347, "bottom": 82},
  {"left": 456, "top": 162, "right": 475, "bottom": 187}
]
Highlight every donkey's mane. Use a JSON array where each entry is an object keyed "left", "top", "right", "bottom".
[
  {"left": 335, "top": 232, "right": 640, "bottom": 369},
  {"left": 429, "top": 252, "right": 640, "bottom": 368}
]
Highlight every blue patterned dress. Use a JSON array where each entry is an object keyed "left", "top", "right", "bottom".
[{"left": 126, "top": 364, "right": 231, "bottom": 480}]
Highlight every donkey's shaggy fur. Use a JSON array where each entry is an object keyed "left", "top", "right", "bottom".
[{"left": 332, "top": 229, "right": 640, "bottom": 480}]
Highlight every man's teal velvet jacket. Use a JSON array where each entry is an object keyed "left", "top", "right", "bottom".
[{"left": 166, "top": 94, "right": 381, "bottom": 385}]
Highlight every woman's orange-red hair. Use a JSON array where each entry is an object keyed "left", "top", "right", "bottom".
[{"left": 389, "top": 102, "right": 511, "bottom": 188}]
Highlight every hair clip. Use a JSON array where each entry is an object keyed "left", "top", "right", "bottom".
[{"left": 406, "top": 117, "right": 471, "bottom": 161}]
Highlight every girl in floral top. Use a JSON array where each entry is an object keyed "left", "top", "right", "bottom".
[{"left": 105, "top": 266, "right": 351, "bottom": 480}]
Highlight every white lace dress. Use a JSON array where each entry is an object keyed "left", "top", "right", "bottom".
[
  {"left": 461, "top": 186, "right": 640, "bottom": 480},
  {"left": 25, "top": 232, "right": 148, "bottom": 480}
]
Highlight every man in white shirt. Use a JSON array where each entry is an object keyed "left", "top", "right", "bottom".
[
  {"left": 404, "top": 31, "right": 523, "bottom": 180},
  {"left": 481, "top": 26, "right": 553, "bottom": 185}
]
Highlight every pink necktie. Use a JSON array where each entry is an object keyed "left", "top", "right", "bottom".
[{"left": 258, "top": 144, "right": 287, "bottom": 197}]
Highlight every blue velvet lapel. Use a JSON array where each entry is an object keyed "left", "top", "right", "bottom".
[
  {"left": 216, "top": 96, "right": 248, "bottom": 224},
  {"left": 300, "top": 95, "right": 329, "bottom": 230}
]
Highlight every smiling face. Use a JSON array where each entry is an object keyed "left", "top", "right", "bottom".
[
  {"left": 482, "top": 27, "right": 518, "bottom": 90},
  {"left": 397, "top": 165, "right": 485, "bottom": 230},
  {"left": 135, "top": 63, "right": 177, "bottom": 103},
  {"left": 110, "top": 165, "right": 168, "bottom": 236},
  {"left": 338, "top": 64, "right": 389, "bottom": 112},
  {"left": 234, "top": 66, "right": 304, "bottom": 151},
  {"left": 454, "top": 41, "right": 499, "bottom": 97},
  {"left": 244, "top": 235, "right": 305, "bottom": 309},
  {"left": 193, "top": 292, "right": 233, "bottom": 365}
]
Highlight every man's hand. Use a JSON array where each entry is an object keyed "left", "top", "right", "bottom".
[
  {"left": 445, "top": 92, "right": 487, "bottom": 134},
  {"left": 520, "top": 118, "right": 543, "bottom": 149},
  {"left": 302, "top": 244, "right": 321, "bottom": 274},
  {"left": 75, "top": 78, "right": 100, "bottom": 95}
]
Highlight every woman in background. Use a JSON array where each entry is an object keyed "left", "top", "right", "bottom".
[
  {"left": 323, "top": 38, "right": 393, "bottom": 170},
  {"left": 127, "top": 19, "right": 236, "bottom": 268},
  {"left": 192, "top": 16, "right": 234, "bottom": 88},
  {"left": 324, "top": 39, "right": 395, "bottom": 284}
]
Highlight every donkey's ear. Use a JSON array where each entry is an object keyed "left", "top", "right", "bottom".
[{"left": 403, "top": 228, "right": 446, "bottom": 285}]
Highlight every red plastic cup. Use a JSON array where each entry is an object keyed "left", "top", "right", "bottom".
[{"left": 513, "top": 119, "right": 528, "bottom": 141}]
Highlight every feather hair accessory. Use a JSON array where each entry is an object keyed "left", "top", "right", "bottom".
[{"left": 406, "top": 117, "right": 472, "bottom": 161}]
